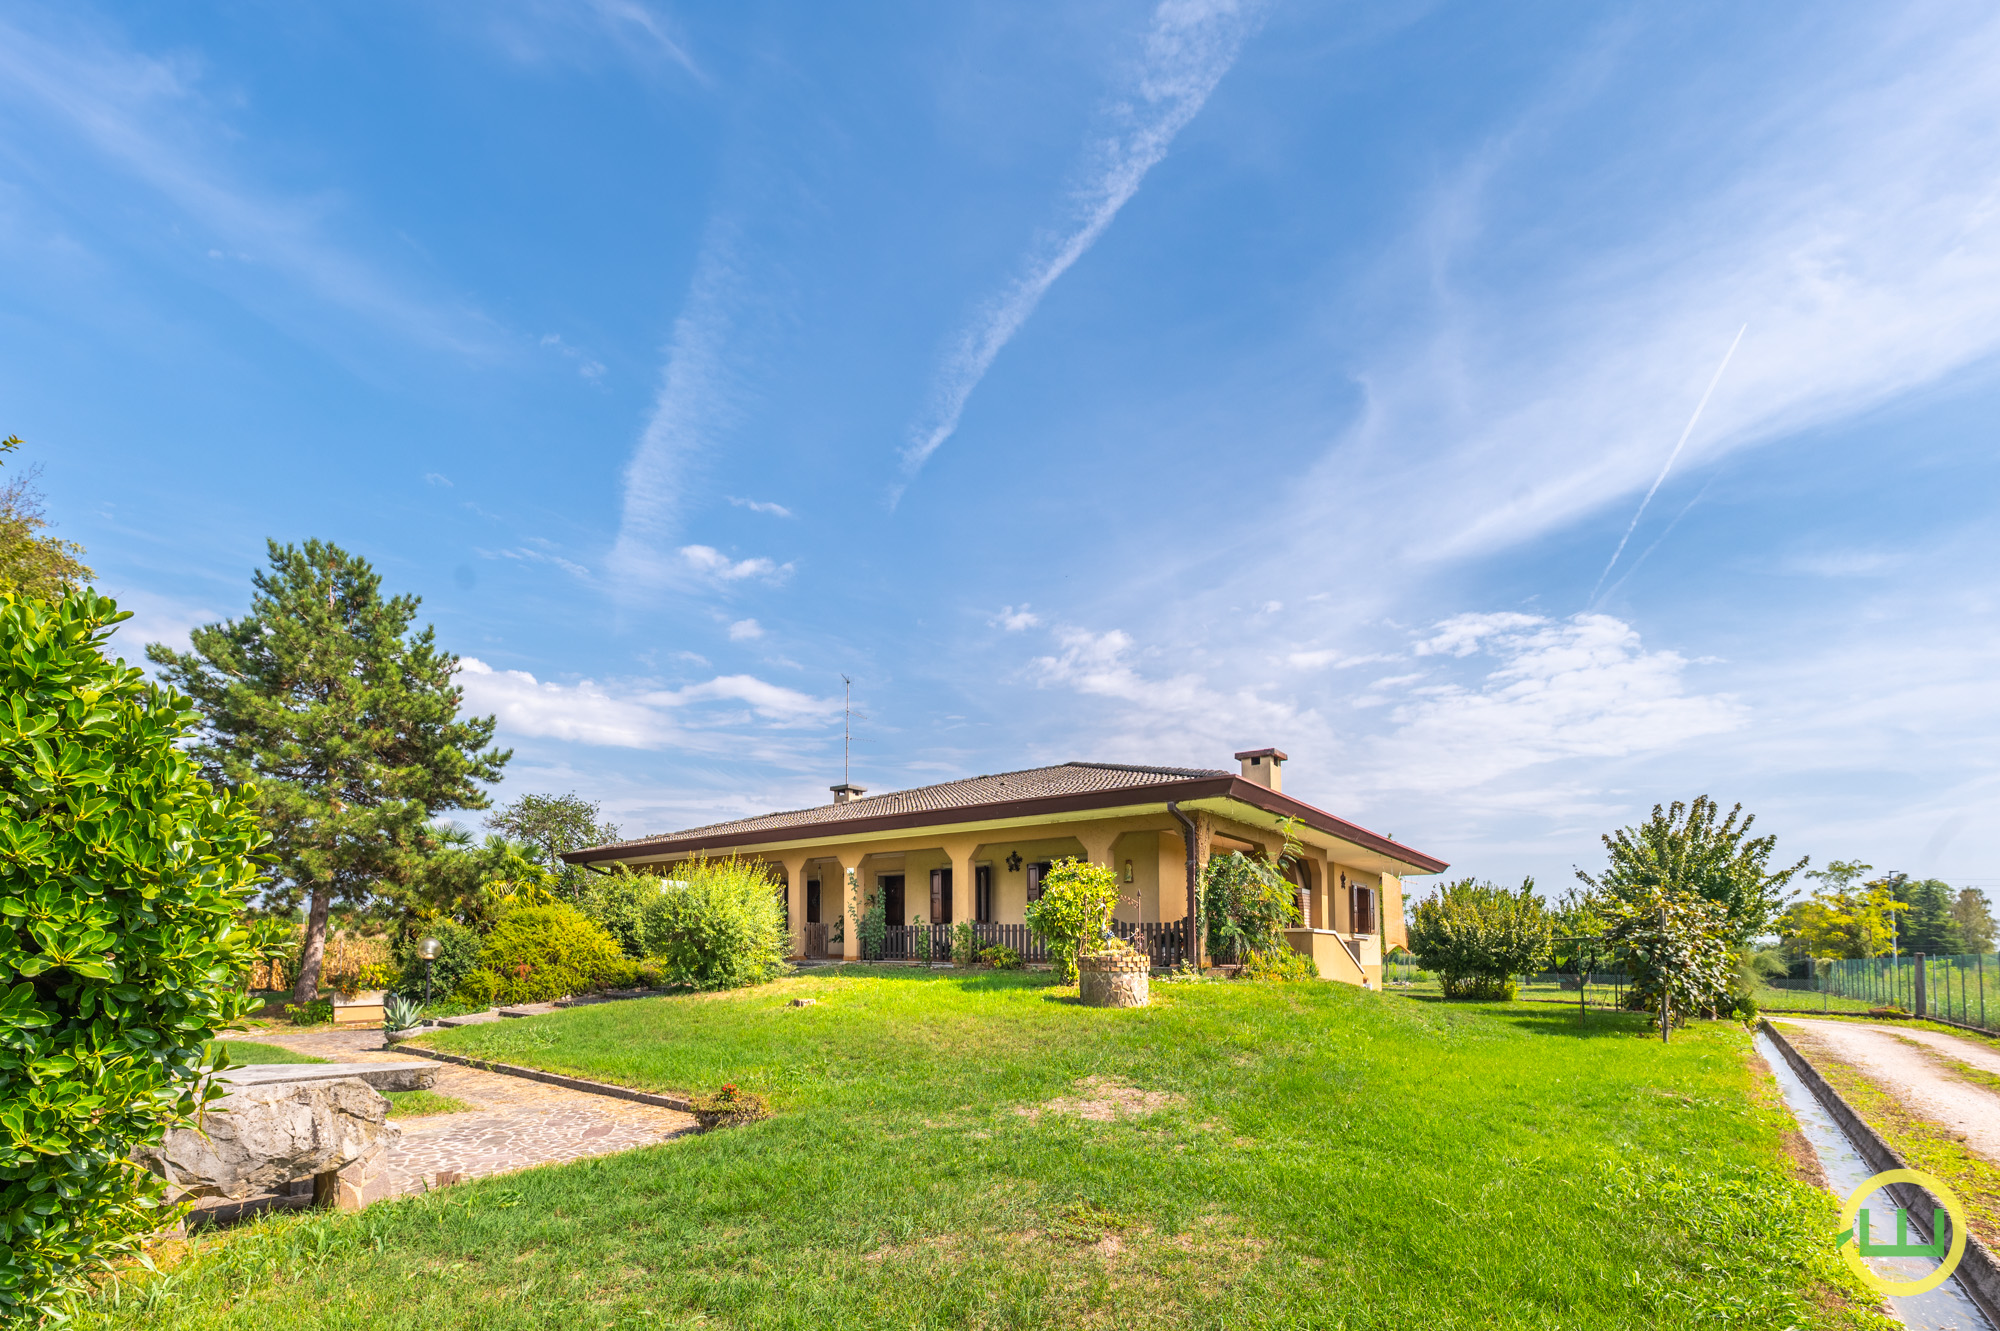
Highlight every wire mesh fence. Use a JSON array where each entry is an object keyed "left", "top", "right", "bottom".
[{"left": 1762, "top": 953, "right": 2000, "bottom": 1031}]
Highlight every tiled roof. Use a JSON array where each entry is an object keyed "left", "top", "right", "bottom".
[{"left": 583, "top": 761, "right": 1227, "bottom": 853}]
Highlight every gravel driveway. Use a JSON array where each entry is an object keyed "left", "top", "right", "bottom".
[{"left": 1775, "top": 1018, "right": 2000, "bottom": 1159}]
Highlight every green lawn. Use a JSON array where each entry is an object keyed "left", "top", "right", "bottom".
[
  {"left": 83, "top": 970, "right": 1887, "bottom": 1330},
  {"left": 207, "top": 1040, "right": 328, "bottom": 1066},
  {"left": 385, "top": 1089, "right": 474, "bottom": 1119}
]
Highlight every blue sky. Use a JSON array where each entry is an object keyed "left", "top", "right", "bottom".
[{"left": 6, "top": 0, "right": 2000, "bottom": 899}]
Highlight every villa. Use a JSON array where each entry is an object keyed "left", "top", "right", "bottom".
[{"left": 563, "top": 748, "right": 1448, "bottom": 988}]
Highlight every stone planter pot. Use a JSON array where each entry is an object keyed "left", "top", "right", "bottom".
[{"left": 1077, "top": 951, "right": 1149, "bottom": 1008}]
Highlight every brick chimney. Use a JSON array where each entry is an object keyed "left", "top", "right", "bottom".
[
  {"left": 1234, "top": 748, "right": 1287, "bottom": 793},
  {"left": 830, "top": 783, "right": 867, "bottom": 805}
]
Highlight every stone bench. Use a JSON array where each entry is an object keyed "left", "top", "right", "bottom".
[{"left": 221, "top": 1060, "right": 438, "bottom": 1092}]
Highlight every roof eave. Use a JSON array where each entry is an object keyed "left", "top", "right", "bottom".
[{"left": 564, "top": 775, "right": 1448, "bottom": 877}]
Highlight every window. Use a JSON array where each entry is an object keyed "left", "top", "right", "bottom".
[
  {"left": 1025, "top": 860, "right": 1051, "bottom": 903},
  {"left": 1350, "top": 884, "right": 1377, "bottom": 936},
  {"left": 1281, "top": 856, "right": 1311, "bottom": 929},
  {"left": 806, "top": 878, "right": 821, "bottom": 925},
  {"left": 974, "top": 864, "right": 993, "bottom": 922},
  {"left": 930, "top": 867, "right": 953, "bottom": 924}
]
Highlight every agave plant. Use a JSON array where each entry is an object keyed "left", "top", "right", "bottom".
[{"left": 381, "top": 992, "right": 424, "bottom": 1031}]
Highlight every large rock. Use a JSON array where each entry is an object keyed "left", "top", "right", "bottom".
[{"left": 137, "top": 1076, "right": 399, "bottom": 1211}]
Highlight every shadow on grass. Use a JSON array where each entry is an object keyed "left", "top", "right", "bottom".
[{"left": 1397, "top": 993, "right": 1670, "bottom": 1040}]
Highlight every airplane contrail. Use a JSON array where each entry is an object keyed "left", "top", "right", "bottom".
[{"left": 1590, "top": 323, "right": 1747, "bottom": 604}]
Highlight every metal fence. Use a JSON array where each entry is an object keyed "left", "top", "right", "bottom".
[{"left": 1769, "top": 953, "right": 2000, "bottom": 1032}]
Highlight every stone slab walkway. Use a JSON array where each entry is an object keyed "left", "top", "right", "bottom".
[{"left": 237, "top": 1026, "right": 699, "bottom": 1199}]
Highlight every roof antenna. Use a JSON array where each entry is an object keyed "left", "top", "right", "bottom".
[{"left": 841, "top": 675, "right": 852, "bottom": 786}]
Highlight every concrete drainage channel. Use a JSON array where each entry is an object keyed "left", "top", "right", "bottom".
[{"left": 1756, "top": 1021, "right": 1998, "bottom": 1329}]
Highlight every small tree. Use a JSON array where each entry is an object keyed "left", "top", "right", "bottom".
[
  {"left": 0, "top": 591, "right": 265, "bottom": 1318},
  {"left": 1953, "top": 888, "right": 1997, "bottom": 954},
  {"left": 0, "top": 437, "right": 92, "bottom": 602},
  {"left": 485, "top": 791, "right": 619, "bottom": 900},
  {"left": 1024, "top": 857, "right": 1124, "bottom": 982},
  {"left": 1777, "top": 879, "right": 1905, "bottom": 959},
  {"left": 1407, "top": 879, "right": 1553, "bottom": 999},
  {"left": 641, "top": 858, "right": 789, "bottom": 991},
  {"left": 148, "top": 540, "right": 510, "bottom": 1004},
  {"left": 1577, "top": 796, "right": 1805, "bottom": 945},
  {"left": 1603, "top": 887, "right": 1736, "bottom": 1033}
]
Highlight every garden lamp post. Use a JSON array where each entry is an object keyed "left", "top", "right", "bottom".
[{"left": 419, "top": 936, "right": 442, "bottom": 1008}]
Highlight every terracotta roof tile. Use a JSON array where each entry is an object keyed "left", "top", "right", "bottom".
[{"left": 582, "top": 761, "right": 1226, "bottom": 854}]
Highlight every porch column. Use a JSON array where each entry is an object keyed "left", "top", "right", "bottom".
[
  {"left": 777, "top": 853, "right": 810, "bottom": 958},
  {"left": 837, "top": 849, "right": 867, "bottom": 960},
  {"left": 1075, "top": 828, "right": 1118, "bottom": 869},
  {"left": 940, "top": 837, "right": 980, "bottom": 937}
]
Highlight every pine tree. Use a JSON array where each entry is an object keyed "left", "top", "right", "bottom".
[
  {"left": 1895, "top": 876, "right": 1965, "bottom": 955},
  {"left": 147, "top": 540, "right": 509, "bottom": 1001}
]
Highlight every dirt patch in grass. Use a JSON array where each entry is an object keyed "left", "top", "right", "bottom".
[{"left": 1017, "top": 1075, "right": 1181, "bottom": 1123}]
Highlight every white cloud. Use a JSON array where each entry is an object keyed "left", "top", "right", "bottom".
[
  {"left": 479, "top": 545, "right": 592, "bottom": 580},
  {"left": 992, "top": 604, "right": 1041, "bottom": 632},
  {"left": 728, "top": 496, "right": 793, "bottom": 518},
  {"left": 1029, "top": 625, "right": 1312, "bottom": 766},
  {"left": 679, "top": 544, "right": 792, "bottom": 583},
  {"left": 610, "top": 228, "right": 746, "bottom": 589},
  {"left": 728, "top": 617, "right": 763, "bottom": 640},
  {"left": 424, "top": 472, "right": 453, "bottom": 488},
  {"left": 457, "top": 658, "right": 835, "bottom": 751},
  {"left": 1415, "top": 613, "right": 1547, "bottom": 659},
  {"left": 1306, "top": 6, "right": 2000, "bottom": 579},
  {"left": 898, "top": 0, "right": 1265, "bottom": 486},
  {"left": 101, "top": 586, "right": 220, "bottom": 664},
  {"left": 1286, "top": 648, "right": 1387, "bottom": 670},
  {"left": 1369, "top": 614, "right": 1746, "bottom": 794}
]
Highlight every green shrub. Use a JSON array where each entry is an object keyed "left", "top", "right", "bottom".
[
  {"left": 393, "top": 919, "right": 481, "bottom": 1002},
  {"left": 951, "top": 920, "right": 979, "bottom": 963},
  {"left": 1201, "top": 850, "right": 1301, "bottom": 964},
  {"left": 575, "top": 869, "right": 661, "bottom": 959},
  {"left": 0, "top": 590, "right": 266, "bottom": 1319},
  {"left": 849, "top": 876, "right": 886, "bottom": 962},
  {"left": 640, "top": 858, "right": 788, "bottom": 991},
  {"left": 454, "top": 968, "right": 501, "bottom": 1008},
  {"left": 1407, "top": 878, "right": 1553, "bottom": 1000},
  {"left": 284, "top": 998, "right": 335, "bottom": 1025},
  {"left": 1241, "top": 947, "right": 1318, "bottom": 982},
  {"left": 1440, "top": 975, "right": 1517, "bottom": 1000},
  {"left": 1024, "top": 857, "right": 1124, "bottom": 982},
  {"left": 979, "top": 945, "right": 1022, "bottom": 970},
  {"left": 457, "top": 904, "right": 625, "bottom": 1005}
]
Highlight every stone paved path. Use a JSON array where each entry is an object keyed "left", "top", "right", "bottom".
[{"left": 242, "top": 1025, "right": 699, "bottom": 1197}]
